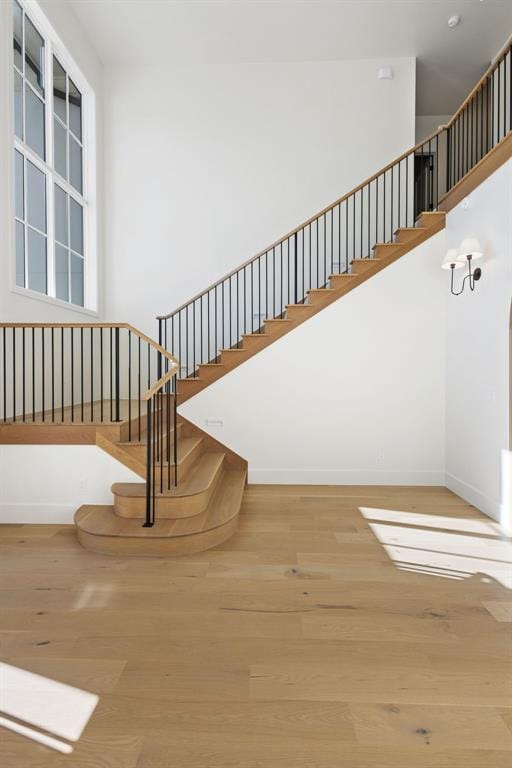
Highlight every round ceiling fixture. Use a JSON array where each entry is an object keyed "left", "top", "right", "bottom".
[{"left": 448, "top": 15, "right": 461, "bottom": 28}]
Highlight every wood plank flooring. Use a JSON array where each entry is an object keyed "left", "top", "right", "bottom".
[{"left": 0, "top": 485, "right": 511, "bottom": 767}]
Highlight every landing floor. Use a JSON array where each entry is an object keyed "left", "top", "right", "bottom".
[{"left": 0, "top": 485, "right": 511, "bottom": 767}]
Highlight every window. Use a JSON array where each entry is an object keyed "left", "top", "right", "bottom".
[{"left": 12, "top": 0, "right": 90, "bottom": 309}]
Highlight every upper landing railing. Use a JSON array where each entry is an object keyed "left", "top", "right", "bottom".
[
  {"left": 0, "top": 323, "right": 180, "bottom": 527},
  {"left": 158, "top": 41, "right": 512, "bottom": 379}
]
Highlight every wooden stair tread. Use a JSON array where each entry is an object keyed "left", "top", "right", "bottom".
[
  {"left": 115, "top": 435, "right": 202, "bottom": 465},
  {"left": 75, "top": 468, "right": 246, "bottom": 554},
  {"left": 111, "top": 451, "right": 225, "bottom": 499}
]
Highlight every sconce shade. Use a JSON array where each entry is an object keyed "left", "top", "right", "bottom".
[
  {"left": 458, "top": 237, "right": 483, "bottom": 261},
  {"left": 442, "top": 248, "right": 465, "bottom": 269}
]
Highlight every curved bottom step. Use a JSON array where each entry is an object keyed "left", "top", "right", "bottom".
[{"left": 75, "top": 468, "right": 246, "bottom": 556}]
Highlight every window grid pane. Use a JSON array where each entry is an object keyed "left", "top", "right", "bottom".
[
  {"left": 24, "top": 16, "right": 45, "bottom": 97},
  {"left": 12, "top": 4, "right": 87, "bottom": 308},
  {"left": 13, "top": 1, "right": 23, "bottom": 72}
]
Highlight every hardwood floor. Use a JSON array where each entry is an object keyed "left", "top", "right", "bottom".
[{"left": 1, "top": 485, "right": 511, "bottom": 767}]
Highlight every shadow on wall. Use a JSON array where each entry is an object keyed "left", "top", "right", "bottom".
[{"left": 360, "top": 507, "right": 512, "bottom": 589}]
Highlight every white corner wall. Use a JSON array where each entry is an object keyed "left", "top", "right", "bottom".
[
  {"left": 0, "top": 445, "right": 139, "bottom": 523},
  {"left": 180, "top": 231, "right": 447, "bottom": 485},
  {"left": 0, "top": 0, "right": 104, "bottom": 323},
  {"left": 445, "top": 159, "right": 512, "bottom": 522},
  {"left": 103, "top": 57, "right": 416, "bottom": 336}
]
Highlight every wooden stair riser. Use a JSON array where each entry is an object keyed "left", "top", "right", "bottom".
[
  {"left": 350, "top": 258, "right": 382, "bottom": 275},
  {"left": 261, "top": 319, "right": 292, "bottom": 339},
  {"left": 372, "top": 244, "right": 403, "bottom": 260},
  {"left": 284, "top": 304, "right": 317, "bottom": 322},
  {"left": 394, "top": 227, "right": 427, "bottom": 244},
  {"left": 306, "top": 288, "right": 336, "bottom": 307},
  {"left": 196, "top": 364, "right": 224, "bottom": 383},
  {"left": 416, "top": 211, "right": 446, "bottom": 229},
  {"left": 240, "top": 333, "right": 270, "bottom": 353},
  {"left": 327, "top": 274, "right": 357, "bottom": 291},
  {"left": 113, "top": 457, "right": 225, "bottom": 519},
  {"left": 76, "top": 515, "right": 238, "bottom": 556}
]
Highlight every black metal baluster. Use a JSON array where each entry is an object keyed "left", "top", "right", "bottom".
[
  {"left": 367, "top": 184, "right": 371, "bottom": 256},
  {"left": 41, "top": 327, "right": 45, "bottom": 422},
  {"left": 192, "top": 301, "right": 197, "bottom": 378},
  {"left": 251, "top": 261, "right": 254, "bottom": 330},
  {"left": 12, "top": 328, "right": 16, "bottom": 422},
  {"left": 51, "top": 327, "right": 54, "bottom": 421},
  {"left": 2, "top": 327, "right": 5, "bottom": 421},
  {"left": 345, "top": 199, "right": 349, "bottom": 272},
  {"left": 80, "top": 327, "right": 84, "bottom": 421},
  {"left": 90, "top": 327, "right": 94, "bottom": 422},
  {"left": 178, "top": 311, "right": 182, "bottom": 373},
  {"left": 173, "top": 379, "right": 178, "bottom": 486},
  {"left": 159, "top": 390, "right": 163, "bottom": 495},
  {"left": 61, "top": 328, "right": 65, "bottom": 422},
  {"left": 391, "top": 165, "right": 394, "bottom": 236},
  {"left": 138, "top": 336, "right": 141, "bottom": 440},
  {"left": 114, "top": 326, "right": 120, "bottom": 422},
  {"left": 221, "top": 282, "right": 225, "bottom": 352},
  {"left": 71, "top": 328, "right": 74, "bottom": 422},
  {"left": 200, "top": 295, "right": 203, "bottom": 363},
  {"left": 22, "top": 327, "right": 25, "bottom": 421},
  {"left": 144, "top": 398, "right": 152, "bottom": 527},
  {"left": 498, "top": 60, "right": 501, "bottom": 142},
  {"left": 128, "top": 330, "right": 132, "bottom": 440},
  {"left": 265, "top": 253, "right": 268, "bottom": 327},
  {"left": 272, "top": 250, "right": 275, "bottom": 318},
  {"left": 166, "top": 382, "right": 171, "bottom": 490},
  {"left": 360, "top": 188, "right": 363, "bottom": 258},
  {"left": 375, "top": 177, "right": 379, "bottom": 243},
  {"left": 109, "top": 327, "right": 113, "bottom": 421},
  {"left": 100, "top": 328, "right": 104, "bottom": 422},
  {"left": 214, "top": 287, "right": 218, "bottom": 360}
]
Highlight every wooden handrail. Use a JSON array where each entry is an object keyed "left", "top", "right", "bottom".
[{"left": 158, "top": 40, "right": 512, "bottom": 321}]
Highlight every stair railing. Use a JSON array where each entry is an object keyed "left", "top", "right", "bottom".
[
  {"left": 0, "top": 323, "right": 179, "bottom": 527},
  {"left": 158, "top": 41, "right": 512, "bottom": 380}
]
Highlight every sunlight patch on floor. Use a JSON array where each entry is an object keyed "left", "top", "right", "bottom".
[
  {"left": 0, "top": 663, "right": 98, "bottom": 754},
  {"left": 360, "top": 507, "right": 512, "bottom": 589},
  {"left": 72, "top": 583, "right": 114, "bottom": 611}
]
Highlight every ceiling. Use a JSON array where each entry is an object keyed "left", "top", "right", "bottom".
[{"left": 68, "top": 0, "right": 512, "bottom": 115}]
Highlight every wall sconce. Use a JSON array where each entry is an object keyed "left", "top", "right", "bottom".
[{"left": 442, "top": 238, "right": 483, "bottom": 295}]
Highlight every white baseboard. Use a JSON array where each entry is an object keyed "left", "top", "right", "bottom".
[
  {"left": 247, "top": 469, "right": 445, "bottom": 485},
  {"left": 445, "top": 473, "right": 500, "bottom": 521},
  {"left": 0, "top": 504, "right": 76, "bottom": 524}
]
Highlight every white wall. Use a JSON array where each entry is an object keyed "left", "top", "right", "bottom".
[
  {"left": 180, "top": 231, "right": 447, "bottom": 485},
  {"left": 415, "top": 114, "right": 451, "bottom": 143},
  {"left": 0, "top": 0, "right": 104, "bottom": 322},
  {"left": 0, "top": 445, "right": 139, "bottom": 523},
  {"left": 445, "top": 159, "right": 512, "bottom": 522},
  {"left": 103, "top": 57, "right": 416, "bottom": 336}
]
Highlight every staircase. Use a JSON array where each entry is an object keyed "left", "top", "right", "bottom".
[
  {"left": 1, "top": 44, "right": 511, "bottom": 555},
  {"left": 174, "top": 213, "right": 446, "bottom": 402},
  {"left": 76, "top": 413, "right": 247, "bottom": 556}
]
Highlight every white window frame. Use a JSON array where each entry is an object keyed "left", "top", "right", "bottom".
[{"left": 9, "top": 0, "right": 97, "bottom": 315}]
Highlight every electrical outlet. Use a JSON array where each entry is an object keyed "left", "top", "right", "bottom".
[
  {"left": 205, "top": 417, "right": 223, "bottom": 427},
  {"left": 79, "top": 479, "right": 87, "bottom": 490}
]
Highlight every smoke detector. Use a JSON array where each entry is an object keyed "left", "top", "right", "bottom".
[
  {"left": 377, "top": 67, "right": 394, "bottom": 80},
  {"left": 448, "top": 15, "right": 461, "bottom": 28}
]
